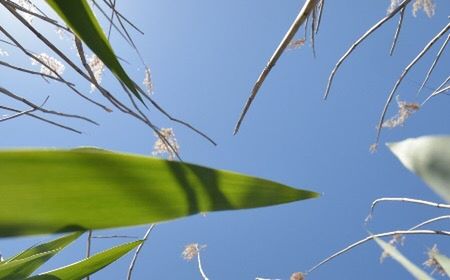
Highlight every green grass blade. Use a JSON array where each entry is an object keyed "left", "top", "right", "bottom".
[
  {"left": 0, "top": 232, "right": 83, "bottom": 278},
  {"left": 27, "top": 241, "right": 142, "bottom": 280},
  {"left": 374, "top": 237, "right": 434, "bottom": 280},
  {"left": 7, "top": 232, "right": 83, "bottom": 262},
  {"left": 433, "top": 253, "right": 450, "bottom": 276},
  {"left": 0, "top": 148, "right": 318, "bottom": 237},
  {"left": 387, "top": 135, "right": 450, "bottom": 203},
  {"left": 45, "top": 0, "right": 143, "bottom": 102},
  {"left": 0, "top": 251, "right": 55, "bottom": 280}
]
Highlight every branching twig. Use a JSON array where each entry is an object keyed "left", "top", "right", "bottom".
[
  {"left": 0, "top": 105, "right": 81, "bottom": 133},
  {"left": 0, "top": 86, "right": 98, "bottom": 124},
  {"left": 375, "top": 22, "right": 450, "bottom": 144},
  {"left": 0, "top": 95, "right": 48, "bottom": 122},
  {"left": 323, "top": 0, "right": 412, "bottom": 100},
  {"left": 126, "top": 224, "right": 156, "bottom": 280},
  {"left": 417, "top": 33, "right": 449, "bottom": 95},
  {"left": 389, "top": 7, "right": 405, "bottom": 56},
  {"left": 0, "top": 19, "right": 111, "bottom": 113}
]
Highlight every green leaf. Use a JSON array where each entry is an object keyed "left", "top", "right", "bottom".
[
  {"left": 0, "top": 148, "right": 318, "bottom": 237},
  {"left": 27, "top": 241, "right": 142, "bottom": 280},
  {"left": 387, "top": 136, "right": 450, "bottom": 203},
  {"left": 0, "top": 251, "right": 55, "bottom": 280},
  {"left": 45, "top": 0, "right": 143, "bottom": 102},
  {"left": 8, "top": 232, "right": 83, "bottom": 262},
  {"left": 0, "top": 232, "right": 83, "bottom": 278},
  {"left": 374, "top": 237, "right": 434, "bottom": 280},
  {"left": 433, "top": 253, "right": 450, "bottom": 276}
]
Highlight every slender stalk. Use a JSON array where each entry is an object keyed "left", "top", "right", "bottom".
[
  {"left": 234, "top": 0, "right": 318, "bottom": 135},
  {"left": 307, "top": 230, "right": 450, "bottom": 274},
  {"left": 127, "top": 225, "right": 156, "bottom": 280},
  {"left": 85, "top": 230, "right": 93, "bottom": 280},
  {"left": 366, "top": 197, "right": 450, "bottom": 222}
]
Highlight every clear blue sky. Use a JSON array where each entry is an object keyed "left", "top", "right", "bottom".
[{"left": 0, "top": 0, "right": 449, "bottom": 279}]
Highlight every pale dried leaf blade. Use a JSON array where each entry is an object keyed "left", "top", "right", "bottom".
[
  {"left": 387, "top": 136, "right": 450, "bottom": 203},
  {"left": 234, "top": 0, "right": 318, "bottom": 134},
  {"left": 374, "top": 237, "right": 434, "bottom": 280}
]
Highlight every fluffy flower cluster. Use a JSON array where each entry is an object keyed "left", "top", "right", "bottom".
[
  {"left": 87, "top": 54, "right": 105, "bottom": 92},
  {"left": 16, "top": 0, "right": 37, "bottom": 24},
  {"left": 152, "top": 128, "right": 180, "bottom": 160},
  {"left": 143, "top": 67, "right": 154, "bottom": 94},
  {"left": 424, "top": 244, "right": 446, "bottom": 276},
  {"left": 412, "top": 0, "right": 436, "bottom": 17},
  {"left": 31, "top": 53, "right": 65, "bottom": 77},
  {"left": 382, "top": 96, "right": 420, "bottom": 128},
  {"left": 0, "top": 48, "right": 8, "bottom": 56},
  {"left": 182, "top": 243, "right": 206, "bottom": 261},
  {"left": 388, "top": 0, "right": 436, "bottom": 17}
]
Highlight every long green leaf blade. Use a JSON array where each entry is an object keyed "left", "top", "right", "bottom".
[
  {"left": 0, "top": 232, "right": 83, "bottom": 278},
  {"left": 374, "top": 237, "right": 434, "bottom": 280},
  {"left": 27, "top": 241, "right": 142, "bottom": 280},
  {"left": 0, "top": 149, "right": 318, "bottom": 237},
  {"left": 0, "top": 251, "right": 55, "bottom": 280},
  {"left": 387, "top": 135, "right": 450, "bottom": 203},
  {"left": 45, "top": 0, "right": 143, "bottom": 102},
  {"left": 8, "top": 232, "right": 83, "bottom": 262}
]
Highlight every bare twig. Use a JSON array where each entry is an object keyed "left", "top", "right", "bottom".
[
  {"left": 101, "top": 0, "right": 144, "bottom": 35},
  {"left": 138, "top": 89, "right": 217, "bottom": 146},
  {"left": 366, "top": 197, "right": 450, "bottom": 222},
  {"left": 323, "top": 0, "right": 412, "bottom": 100},
  {"left": 0, "top": 19, "right": 111, "bottom": 112},
  {"left": 418, "top": 33, "right": 450, "bottom": 95},
  {"left": 85, "top": 230, "right": 93, "bottom": 280},
  {"left": 0, "top": 86, "right": 98, "bottom": 124},
  {"left": 423, "top": 75, "right": 450, "bottom": 104},
  {"left": 0, "top": 60, "right": 73, "bottom": 85},
  {"left": 389, "top": 7, "right": 405, "bottom": 56},
  {"left": 409, "top": 215, "right": 450, "bottom": 231},
  {"left": 375, "top": 22, "right": 450, "bottom": 144},
  {"left": 0, "top": 96, "right": 48, "bottom": 122},
  {"left": 3, "top": 0, "right": 71, "bottom": 32},
  {"left": 126, "top": 224, "right": 156, "bottom": 280},
  {"left": 0, "top": 105, "right": 81, "bottom": 133},
  {"left": 234, "top": 0, "right": 318, "bottom": 135},
  {"left": 307, "top": 230, "right": 450, "bottom": 274},
  {"left": 92, "top": 235, "right": 139, "bottom": 239}
]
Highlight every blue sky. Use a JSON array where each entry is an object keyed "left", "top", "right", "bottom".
[{"left": 0, "top": 0, "right": 449, "bottom": 279}]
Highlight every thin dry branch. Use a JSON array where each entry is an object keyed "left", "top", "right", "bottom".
[
  {"left": 366, "top": 197, "right": 450, "bottom": 222},
  {"left": 0, "top": 86, "right": 98, "bottom": 124},
  {"left": 234, "top": 0, "right": 318, "bottom": 135},
  {"left": 85, "top": 230, "right": 93, "bottom": 280},
  {"left": 0, "top": 18, "right": 111, "bottom": 112},
  {"left": 0, "top": 105, "right": 81, "bottom": 133},
  {"left": 126, "top": 224, "right": 156, "bottom": 280},
  {"left": 418, "top": 33, "right": 450, "bottom": 95},
  {"left": 307, "top": 229, "right": 450, "bottom": 274},
  {"left": 0, "top": 60, "right": 73, "bottom": 85},
  {"left": 375, "top": 22, "right": 450, "bottom": 144},
  {"left": 101, "top": 0, "right": 145, "bottom": 35},
  {"left": 389, "top": 7, "right": 405, "bottom": 56},
  {"left": 3, "top": 0, "right": 71, "bottom": 32},
  {"left": 323, "top": 0, "right": 412, "bottom": 100},
  {"left": 0, "top": 96, "right": 48, "bottom": 122},
  {"left": 410, "top": 215, "right": 450, "bottom": 231}
]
